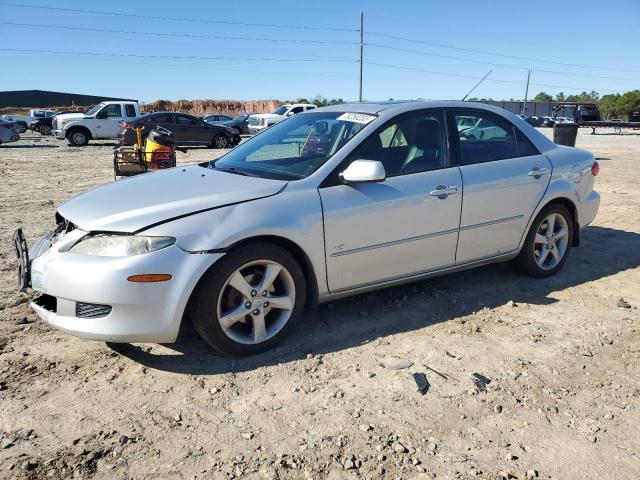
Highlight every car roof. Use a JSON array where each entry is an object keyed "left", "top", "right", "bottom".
[{"left": 315, "top": 100, "right": 557, "bottom": 152}]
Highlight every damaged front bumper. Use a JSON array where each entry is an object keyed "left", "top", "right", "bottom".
[{"left": 16, "top": 224, "right": 225, "bottom": 344}]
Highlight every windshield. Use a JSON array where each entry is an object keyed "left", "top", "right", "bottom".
[
  {"left": 272, "top": 106, "right": 289, "bottom": 115},
  {"left": 201, "top": 111, "right": 374, "bottom": 180},
  {"left": 233, "top": 115, "right": 248, "bottom": 121},
  {"left": 85, "top": 103, "right": 105, "bottom": 116}
]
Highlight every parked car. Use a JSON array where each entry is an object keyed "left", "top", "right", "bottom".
[
  {"left": 1, "top": 109, "right": 57, "bottom": 133},
  {"left": 524, "top": 116, "right": 544, "bottom": 127},
  {"left": 0, "top": 119, "right": 20, "bottom": 145},
  {"left": 52, "top": 101, "right": 140, "bottom": 146},
  {"left": 212, "top": 113, "right": 254, "bottom": 135},
  {"left": 118, "top": 112, "right": 240, "bottom": 148},
  {"left": 248, "top": 103, "right": 316, "bottom": 134},
  {"left": 203, "top": 114, "right": 233, "bottom": 123},
  {"left": 30, "top": 110, "right": 78, "bottom": 135},
  {"left": 540, "top": 116, "right": 556, "bottom": 127},
  {"left": 17, "top": 101, "right": 600, "bottom": 356}
]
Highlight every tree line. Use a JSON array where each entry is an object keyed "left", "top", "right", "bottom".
[{"left": 532, "top": 90, "right": 639, "bottom": 119}]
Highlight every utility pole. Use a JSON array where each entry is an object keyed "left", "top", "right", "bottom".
[
  {"left": 359, "top": 11, "right": 363, "bottom": 102},
  {"left": 521, "top": 69, "right": 531, "bottom": 115}
]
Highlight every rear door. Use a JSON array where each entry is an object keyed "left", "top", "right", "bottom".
[{"left": 450, "top": 108, "right": 552, "bottom": 263}]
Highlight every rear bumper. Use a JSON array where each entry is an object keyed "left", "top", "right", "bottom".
[{"left": 580, "top": 190, "right": 600, "bottom": 228}]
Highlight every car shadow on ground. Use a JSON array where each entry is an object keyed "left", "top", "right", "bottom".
[
  {"left": 109, "top": 226, "right": 640, "bottom": 375},
  {"left": 1, "top": 144, "right": 59, "bottom": 149}
]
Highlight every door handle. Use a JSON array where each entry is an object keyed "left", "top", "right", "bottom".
[
  {"left": 430, "top": 185, "right": 458, "bottom": 198},
  {"left": 528, "top": 167, "right": 551, "bottom": 177}
]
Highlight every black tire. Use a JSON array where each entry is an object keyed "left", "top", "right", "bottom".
[
  {"left": 190, "top": 243, "right": 306, "bottom": 356},
  {"left": 67, "top": 128, "right": 89, "bottom": 147},
  {"left": 514, "top": 204, "right": 573, "bottom": 278},
  {"left": 212, "top": 134, "right": 229, "bottom": 149},
  {"left": 232, "top": 126, "right": 241, "bottom": 136},
  {"left": 39, "top": 125, "right": 52, "bottom": 136},
  {"left": 16, "top": 122, "right": 27, "bottom": 133}
]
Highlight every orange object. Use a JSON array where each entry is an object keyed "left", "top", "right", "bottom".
[{"left": 127, "top": 274, "right": 173, "bottom": 283}]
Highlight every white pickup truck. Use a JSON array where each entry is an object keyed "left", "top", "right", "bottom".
[
  {"left": 53, "top": 101, "right": 140, "bottom": 146},
  {"left": 1, "top": 109, "right": 57, "bottom": 133},
  {"left": 247, "top": 103, "right": 316, "bottom": 134}
]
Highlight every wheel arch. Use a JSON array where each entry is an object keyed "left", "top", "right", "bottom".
[
  {"left": 532, "top": 196, "right": 580, "bottom": 247},
  {"left": 223, "top": 235, "right": 320, "bottom": 309},
  {"left": 65, "top": 125, "right": 93, "bottom": 140}
]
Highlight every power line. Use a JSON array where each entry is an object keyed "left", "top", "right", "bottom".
[
  {"left": 0, "top": 47, "right": 358, "bottom": 63},
  {"left": 365, "top": 62, "right": 618, "bottom": 93},
  {"left": 367, "top": 43, "right": 640, "bottom": 83},
  {"left": 0, "top": 2, "right": 358, "bottom": 32},
  {"left": 367, "top": 31, "right": 640, "bottom": 74},
  {"left": 0, "top": 22, "right": 359, "bottom": 45}
]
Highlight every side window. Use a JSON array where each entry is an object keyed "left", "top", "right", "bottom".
[
  {"left": 125, "top": 104, "right": 137, "bottom": 117},
  {"left": 153, "top": 114, "right": 172, "bottom": 124},
  {"left": 454, "top": 111, "right": 518, "bottom": 165},
  {"left": 515, "top": 130, "right": 539, "bottom": 157},
  {"left": 305, "top": 106, "right": 316, "bottom": 111},
  {"left": 349, "top": 110, "right": 449, "bottom": 176},
  {"left": 176, "top": 115, "right": 197, "bottom": 126},
  {"left": 290, "top": 107, "right": 304, "bottom": 114},
  {"left": 103, "top": 104, "right": 122, "bottom": 118}
]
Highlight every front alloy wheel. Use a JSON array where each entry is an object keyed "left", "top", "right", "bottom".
[
  {"left": 39, "top": 125, "right": 52, "bottom": 135},
  {"left": 190, "top": 243, "right": 306, "bottom": 355},
  {"left": 68, "top": 130, "right": 88, "bottom": 147}
]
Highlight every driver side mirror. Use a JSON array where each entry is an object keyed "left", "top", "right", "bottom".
[
  {"left": 340, "top": 160, "right": 386, "bottom": 184},
  {"left": 286, "top": 111, "right": 295, "bottom": 117}
]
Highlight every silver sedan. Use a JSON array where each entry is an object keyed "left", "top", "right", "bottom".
[{"left": 16, "top": 101, "right": 600, "bottom": 355}]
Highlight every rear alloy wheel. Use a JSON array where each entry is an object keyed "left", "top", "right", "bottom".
[
  {"left": 190, "top": 243, "right": 306, "bottom": 355},
  {"left": 213, "top": 134, "right": 229, "bottom": 149},
  {"left": 16, "top": 122, "right": 27, "bottom": 133},
  {"left": 514, "top": 205, "right": 573, "bottom": 277},
  {"left": 39, "top": 125, "right": 52, "bottom": 135},
  {"left": 68, "top": 129, "right": 89, "bottom": 147}
]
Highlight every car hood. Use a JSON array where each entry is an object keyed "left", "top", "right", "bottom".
[
  {"left": 58, "top": 165, "right": 287, "bottom": 233},
  {"left": 55, "top": 113, "right": 85, "bottom": 121}
]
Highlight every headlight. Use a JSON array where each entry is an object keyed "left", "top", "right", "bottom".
[
  {"left": 70, "top": 234, "right": 175, "bottom": 257},
  {"left": 58, "top": 119, "right": 67, "bottom": 128}
]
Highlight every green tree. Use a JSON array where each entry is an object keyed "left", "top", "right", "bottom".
[{"left": 533, "top": 92, "right": 553, "bottom": 102}]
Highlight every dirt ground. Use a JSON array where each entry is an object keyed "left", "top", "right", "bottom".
[{"left": 0, "top": 129, "right": 639, "bottom": 480}]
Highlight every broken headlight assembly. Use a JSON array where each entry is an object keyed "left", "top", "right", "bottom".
[{"left": 69, "top": 234, "right": 175, "bottom": 257}]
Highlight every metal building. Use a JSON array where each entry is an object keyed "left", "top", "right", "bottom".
[{"left": 0, "top": 90, "right": 137, "bottom": 108}]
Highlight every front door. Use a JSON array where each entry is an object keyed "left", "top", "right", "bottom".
[
  {"left": 320, "top": 110, "right": 463, "bottom": 292},
  {"left": 94, "top": 103, "right": 124, "bottom": 138},
  {"left": 451, "top": 109, "right": 553, "bottom": 263}
]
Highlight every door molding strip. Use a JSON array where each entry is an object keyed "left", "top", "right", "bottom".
[{"left": 329, "top": 214, "right": 524, "bottom": 257}]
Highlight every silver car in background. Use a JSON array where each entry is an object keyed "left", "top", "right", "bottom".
[
  {"left": 15, "top": 101, "right": 600, "bottom": 355},
  {"left": 0, "top": 119, "right": 20, "bottom": 145}
]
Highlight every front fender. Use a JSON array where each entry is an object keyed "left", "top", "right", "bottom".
[{"left": 143, "top": 188, "right": 329, "bottom": 297}]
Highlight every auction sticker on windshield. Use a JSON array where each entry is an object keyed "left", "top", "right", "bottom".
[{"left": 336, "top": 112, "right": 377, "bottom": 124}]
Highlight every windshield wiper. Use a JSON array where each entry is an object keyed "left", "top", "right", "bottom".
[{"left": 213, "top": 165, "right": 251, "bottom": 176}]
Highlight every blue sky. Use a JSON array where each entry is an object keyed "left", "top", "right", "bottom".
[{"left": 1, "top": 0, "right": 638, "bottom": 103}]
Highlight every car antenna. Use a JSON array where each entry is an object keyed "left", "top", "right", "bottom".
[{"left": 461, "top": 70, "right": 492, "bottom": 101}]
